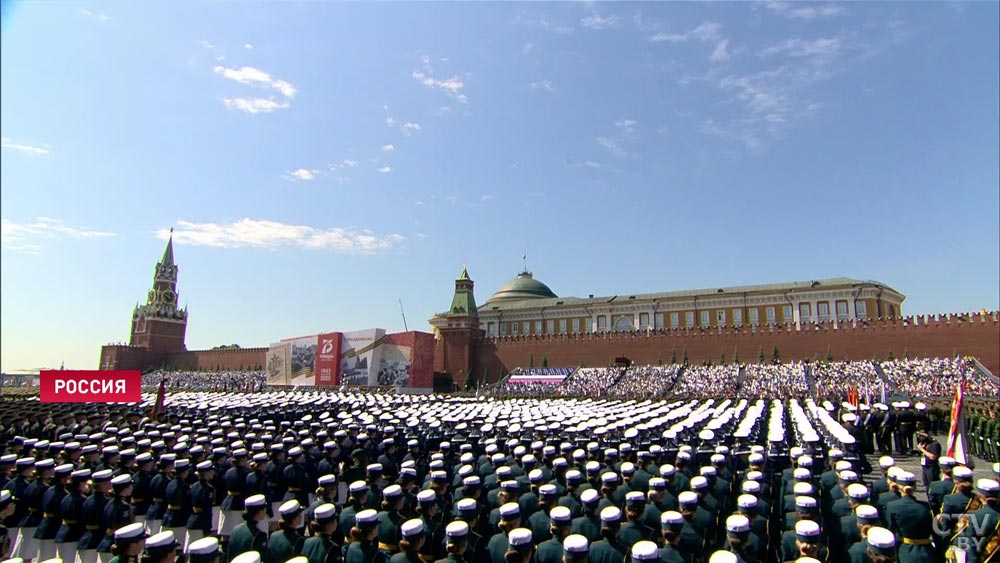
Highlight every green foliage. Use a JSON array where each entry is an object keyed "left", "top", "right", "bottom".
[
  {"left": 671, "top": 346, "right": 678, "bottom": 364},
  {"left": 887, "top": 347, "right": 895, "bottom": 361},
  {"left": 758, "top": 346, "right": 765, "bottom": 364},
  {"left": 682, "top": 345, "right": 689, "bottom": 365},
  {"left": 771, "top": 345, "right": 780, "bottom": 364},
  {"left": 464, "top": 373, "right": 475, "bottom": 391},
  {"left": 720, "top": 351, "right": 726, "bottom": 365},
  {"left": 733, "top": 347, "right": 740, "bottom": 365},
  {"left": 542, "top": 356, "right": 549, "bottom": 368},
  {"left": 826, "top": 344, "right": 833, "bottom": 363},
  {"left": 529, "top": 354, "right": 534, "bottom": 368},
  {"left": 657, "top": 351, "right": 663, "bottom": 366}
]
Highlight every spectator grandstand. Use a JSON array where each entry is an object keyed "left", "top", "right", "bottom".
[{"left": 740, "top": 361, "right": 810, "bottom": 397}]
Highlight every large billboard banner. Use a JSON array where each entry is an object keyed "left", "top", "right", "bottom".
[
  {"left": 315, "top": 332, "right": 343, "bottom": 386},
  {"left": 266, "top": 341, "right": 291, "bottom": 386},
  {"left": 339, "top": 329, "right": 385, "bottom": 387}
]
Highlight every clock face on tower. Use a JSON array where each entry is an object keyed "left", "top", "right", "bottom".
[{"left": 161, "top": 290, "right": 175, "bottom": 304}]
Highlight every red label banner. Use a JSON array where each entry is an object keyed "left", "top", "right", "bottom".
[
  {"left": 315, "top": 332, "right": 343, "bottom": 386},
  {"left": 40, "top": 370, "right": 141, "bottom": 403}
]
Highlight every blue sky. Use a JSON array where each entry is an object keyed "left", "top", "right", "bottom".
[{"left": 1, "top": 1, "right": 998, "bottom": 371}]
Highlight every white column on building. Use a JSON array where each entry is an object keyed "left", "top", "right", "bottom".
[
  {"left": 792, "top": 299, "right": 801, "bottom": 331},
  {"left": 849, "top": 297, "right": 858, "bottom": 327}
]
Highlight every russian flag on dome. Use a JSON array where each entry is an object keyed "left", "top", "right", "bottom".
[{"left": 945, "top": 382, "right": 969, "bottom": 465}]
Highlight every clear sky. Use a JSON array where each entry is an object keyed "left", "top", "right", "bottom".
[{"left": 1, "top": 1, "right": 998, "bottom": 372}]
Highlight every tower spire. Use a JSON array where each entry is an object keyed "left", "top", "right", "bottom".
[{"left": 161, "top": 228, "right": 175, "bottom": 266}]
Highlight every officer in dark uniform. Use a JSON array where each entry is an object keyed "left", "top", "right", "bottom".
[
  {"left": 227, "top": 494, "right": 272, "bottom": 563},
  {"left": 0, "top": 490, "right": 14, "bottom": 558},
  {"left": 535, "top": 505, "right": 573, "bottom": 563},
  {"left": 570, "top": 489, "right": 602, "bottom": 542},
  {"left": 950, "top": 479, "right": 999, "bottom": 563},
  {"left": 344, "top": 508, "right": 388, "bottom": 563},
  {"left": 130, "top": 453, "right": 154, "bottom": 525},
  {"left": 436, "top": 520, "right": 470, "bottom": 563},
  {"left": 282, "top": 448, "right": 311, "bottom": 507},
  {"left": 927, "top": 456, "right": 956, "bottom": 514},
  {"left": 35, "top": 462, "right": 72, "bottom": 560},
  {"left": 14, "top": 457, "right": 52, "bottom": 558},
  {"left": 376, "top": 484, "right": 406, "bottom": 555},
  {"left": 270, "top": 499, "right": 306, "bottom": 562},
  {"left": 266, "top": 446, "right": 289, "bottom": 520},
  {"left": 145, "top": 454, "right": 175, "bottom": 535},
  {"left": 161, "top": 459, "right": 192, "bottom": 535},
  {"left": 4, "top": 457, "right": 33, "bottom": 529},
  {"left": 78, "top": 469, "right": 114, "bottom": 563},
  {"left": 339, "top": 481, "right": 369, "bottom": 541},
  {"left": 186, "top": 461, "right": 217, "bottom": 547},
  {"left": 97, "top": 474, "right": 135, "bottom": 559},
  {"left": 106, "top": 522, "right": 146, "bottom": 563},
  {"left": 54, "top": 468, "right": 90, "bottom": 561}
]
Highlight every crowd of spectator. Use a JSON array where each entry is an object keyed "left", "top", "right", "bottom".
[
  {"left": 508, "top": 367, "right": 575, "bottom": 376},
  {"left": 669, "top": 363, "right": 740, "bottom": 397},
  {"left": 556, "top": 366, "right": 622, "bottom": 396},
  {"left": 141, "top": 369, "right": 266, "bottom": 392},
  {"left": 881, "top": 356, "right": 998, "bottom": 397},
  {"left": 740, "top": 361, "right": 810, "bottom": 397},
  {"left": 608, "top": 364, "right": 683, "bottom": 397},
  {"left": 811, "top": 360, "right": 884, "bottom": 399}
]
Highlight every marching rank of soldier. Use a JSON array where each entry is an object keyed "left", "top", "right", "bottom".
[{"left": 0, "top": 392, "right": 996, "bottom": 563}]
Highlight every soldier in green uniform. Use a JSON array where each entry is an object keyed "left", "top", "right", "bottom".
[
  {"left": 884, "top": 471, "right": 935, "bottom": 563},
  {"left": 938, "top": 465, "right": 976, "bottom": 546},
  {"left": 338, "top": 482, "right": 368, "bottom": 544},
  {"left": 436, "top": 520, "right": 470, "bottom": 563},
  {"left": 628, "top": 540, "right": 661, "bottom": 563},
  {"left": 842, "top": 504, "right": 881, "bottom": 563},
  {"left": 141, "top": 531, "right": 178, "bottom": 563},
  {"left": 851, "top": 526, "right": 897, "bottom": 563},
  {"left": 657, "top": 511, "right": 686, "bottom": 563},
  {"left": 504, "top": 527, "right": 534, "bottom": 563},
  {"left": 569, "top": 489, "right": 601, "bottom": 542},
  {"left": 534, "top": 505, "right": 572, "bottom": 563},
  {"left": 300, "top": 503, "right": 340, "bottom": 563},
  {"left": 561, "top": 534, "right": 589, "bottom": 563},
  {"left": 229, "top": 495, "right": 273, "bottom": 563},
  {"left": 388, "top": 519, "right": 425, "bottom": 563},
  {"left": 487, "top": 502, "right": 521, "bottom": 563},
  {"left": 784, "top": 519, "right": 829, "bottom": 563},
  {"left": 376, "top": 485, "right": 405, "bottom": 555},
  {"left": 106, "top": 522, "right": 146, "bottom": 563},
  {"left": 722, "top": 514, "right": 763, "bottom": 563},
  {"left": 927, "top": 456, "right": 957, "bottom": 514},
  {"left": 950, "top": 479, "right": 999, "bottom": 563},
  {"left": 619, "top": 491, "right": 652, "bottom": 551},
  {"left": 185, "top": 536, "right": 222, "bottom": 563},
  {"left": 588, "top": 506, "right": 627, "bottom": 563},
  {"left": 269, "top": 500, "right": 306, "bottom": 563},
  {"left": 344, "top": 508, "right": 388, "bottom": 563}
]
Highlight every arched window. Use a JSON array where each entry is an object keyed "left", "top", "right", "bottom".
[{"left": 614, "top": 316, "right": 634, "bottom": 331}]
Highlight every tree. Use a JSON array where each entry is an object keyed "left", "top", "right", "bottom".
[
  {"left": 671, "top": 346, "right": 678, "bottom": 364},
  {"left": 482, "top": 367, "right": 490, "bottom": 386},
  {"left": 758, "top": 346, "right": 765, "bottom": 364},
  {"left": 733, "top": 347, "right": 740, "bottom": 365},
  {"left": 529, "top": 354, "right": 535, "bottom": 368},
  {"left": 825, "top": 344, "right": 833, "bottom": 363},
  {"left": 542, "top": 356, "right": 549, "bottom": 368},
  {"left": 657, "top": 351, "right": 663, "bottom": 366},
  {"left": 682, "top": 345, "right": 689, "bottom": 365},
  {"left": 887, "top": 347, "right": 895, "bottom": 361},
  {"left": 771, "top": 345, "right": 780, "bottom": 364},
  {"left": 464, "top": 373, "right": 475, "bottom": 392},
  {"left": 720, "top": 352, "right": 726, "bottom": 365}
]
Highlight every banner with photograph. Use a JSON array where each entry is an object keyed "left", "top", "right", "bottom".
[
  {"left": 338, "top": 328, "right": 386, "bottom": 387},
  {"left": 315, "top": 332, "right": 343, "bottom": 387},
  {"left": 265, "top": 341, "right": 292, "bottom": 386}
]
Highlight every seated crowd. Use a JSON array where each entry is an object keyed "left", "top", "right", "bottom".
[
  {"left": 142, "top": 369, "right": 267, "bottom": 392},
  {"left": 669, "top": 364, "right": 741, "bottom": 398},
  {"left": 881, "top": 356, "right": 998, "bottom": 397},
  {"left": 811, "top": 360, "right": 884, "bottom": 400},
  {"left": 740, "top": 362, "right": 810, "bottom": 398}
]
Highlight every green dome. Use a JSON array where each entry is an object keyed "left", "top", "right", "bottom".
[{"left": 487, "top": 271, "right": 557, "bottom": 303}]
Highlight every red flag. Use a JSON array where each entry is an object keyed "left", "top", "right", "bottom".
[
  {"left": 946, "top": 383, "right": 969, "bottom": 465},
  {"left": 151, "top": 378, "right": 166, "bottom": 420}
]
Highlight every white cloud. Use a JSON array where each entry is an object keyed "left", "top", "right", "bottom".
[
  {"left": 481, "top": 194, "right": 495, "bottom": 201},
  {"left": 382, "top": 144, "right": 395, "bottom": 152},
  {"left": 650, "top": 21, "right": 722, "bottom": 43},
  {"left": 415, "top": 201, "right": 425, "bottom": 206},
  {"left": 377, "top": 166, "right": 392, "bottom": 174},
  {"left": 529, "top": 80, "right": 556, "bottom": 92},
  {"left": 412, "top": 69, "right": 468, "bottom": 104},
  {"left": 223, "top": 97, "right": 289, "bottom": 114},
  {"left": 1, "top": 217, "right": 115, "bottom": 254},
  {"left": 581, "top": 13, "right": 620, "bottom": 30},
  {"left": 244, "top": 43, "right": 254, "bottom": 50},
  {"left": 597, "top": 136, "right": 629, "bottom": 158},
  {"left": 710, "top": 40, "right": 731, "bottom": 62},
  {"left": 158, "top": 219, "right": 405, "bottom": 254},
  {"left": 764, "top": 1, "right": 846, "bottom": 20},
  {"left": 288, "top": 168, "right": 319, "bottom": 181},
  {"left": 514, "top": 12, "right": 574, "bottom": 35},
  {"left": 522, "top": 42, "right": 534, "bottom": 55},
  {"left": 214, "top": 66, "right": 297, "bottom": 98},
  {"left": 761, "top": 37, "right": 841, "bottom": 58},
  {"left": 402, "top": 122, "right": 422, "bottom": 134},
  {"left": 614, "top": 119, "right": 637, "bottom": 132},
  {"left": 583, "top": 160, "right": 602, "bottom": 168},
  {"left": 1, "top": 137, "right": 51, "bottom": 156},
  {"left": 78, "top": 8, "right": 109, "bottom": 22},
  {"left": 198, "top": 40, "right": 215, "bottom": 49},
  {"left": 341, "top": 159, "right": 358, "bottom": 168},
  {"left": 386, "top": 117, "right": 396, "bottom": 127}
]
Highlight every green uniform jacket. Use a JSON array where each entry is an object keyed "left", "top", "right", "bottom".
[
  {"left": 229, "top": 521, "right": 273, "bottom": 563},
  {"left": 534, "top": 536, "right": 564, "bottom": 563},
  {"left": 953, "top": 504, "right": 999, "bottom": 563},
  {"left": 269, "top": 528, "right": 305, "bottom": 563},
  {"left": 301, "top": 534, "right": 343, "bottom": 563},
  {"left": 885, "top": 496, "right": 936, "bottom": 563},
  {"left": 588, "top": 538, "right": 627, "bottom": 563},
  {"left": 570, "top": 513, "right": 601, "bottom": 542}
]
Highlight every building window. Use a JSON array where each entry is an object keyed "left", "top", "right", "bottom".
[
  {"left": 700, "top": 311, "right": 710, "bottom": 327},
  {"left": 817, "top": 302, "right": 830, "bottom": 321},
  {"left": 749, "top": 308, "right": 760, "bottom": 325},
  {"left": 671, "top": 313, "right": 680, "bottom": 328},
  {"left": 597, "top": 316, "right": 607, "bottom": 330},
  {"left": 715, "top": 310, "right": 726, "bottom": 326},
  {"left": 571, "top": 318, "right": 580, "bottom": 333},
  {"left": 535, "top": 320, "right": 542, "bottom": 334},
  {"left": 546, "top": 319, "right": 555, "bottom": 334},
  {"left": 856, "top": 301, "right": 868, "bottom": 319},
  {"left": 799, "top": 303, "right": 812, "bottom": 322},
  {"left": 614, "top": 316, "right": 634, "bottom": 330},
  {"left": 500, "top": 323, "right": 507, "bottom": 335},
  {"left": 685, "top": 312, "right": 694, "bottom": 327},
  {"left": 655, "top": 313, "right": 664, "bottom": 329},
  {"left": 511, "top": 322, "right": 519, "bottom": 335},
  {"left": 487, "top": 322, "right": 496, "bottom": 335},
  {"left": 559, "top": 319, "right": 567, "bottom": 333},
  {"left": 836, "top": 301, "right": 849, "bottom": 320},
  {"left": 782, "top": 305, "right": 793, "bottom": 322},
  {"left": 733, "top": 309, "right": 743, "bottom": 326},
  {"left": 585, "top": 318, "right": 593, "bottom": 332},
  {"left": 639, "top": 313, "right": 650, "bottom": 329}
]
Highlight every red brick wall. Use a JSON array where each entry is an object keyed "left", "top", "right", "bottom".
[
  {"left": 464, "top": 313, "right": 1000, "bottom": 383},
  {"left": 99, "top": 345, "right": 147, "bottom": 371},
  {"left": 166, "top": 348, "right": 267, "bottom": 370}
]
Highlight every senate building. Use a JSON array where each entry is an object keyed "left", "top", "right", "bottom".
[{"left": 431, "top": 269, "right": 906, "bottom": 337}]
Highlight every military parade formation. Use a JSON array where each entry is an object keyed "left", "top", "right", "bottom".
[{"left": 0, "top": 389, "right": 996, "bottom": 563}]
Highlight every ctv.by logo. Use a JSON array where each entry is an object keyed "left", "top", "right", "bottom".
[
  {"left": 933, "top": 513, "right": 993, "bottom": 552},
  {"left": 321, "top": 339, "right": 334, "bottom": 354}
]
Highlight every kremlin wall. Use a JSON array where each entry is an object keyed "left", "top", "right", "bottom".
[{"left": 100, "top": 238, "right": 1000, "bottom": 385}]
